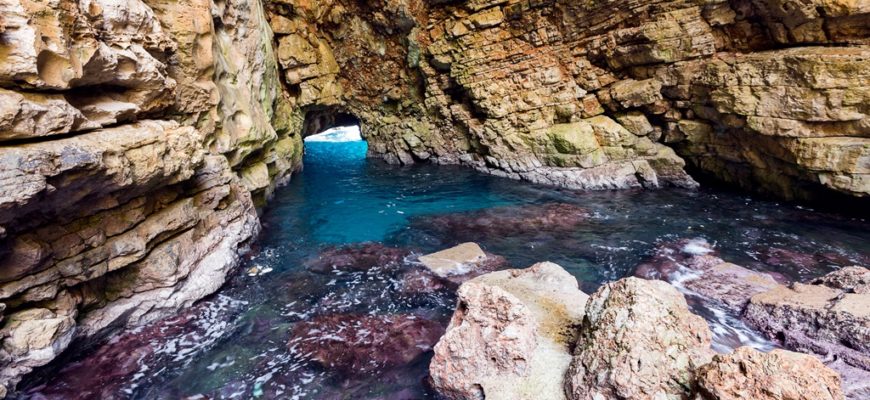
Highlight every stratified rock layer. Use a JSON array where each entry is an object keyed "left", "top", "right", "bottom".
[
  {"left": 744, "top": 267, "right": 870, "bottom": 370},
  {"left": 0, "top": 0, "right": 301, "bottom": 392},
  {"left": 263, "top": 0, "right": 869, "bottom": 202}
]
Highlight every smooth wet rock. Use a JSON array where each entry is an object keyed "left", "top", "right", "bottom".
[
  {"left": 695, "top": 347, "right": 843, "bottom": 400},
  {"left": 304, "top": 243, "right": 410, "bottom": 274},
  {"left": 419, "top": 242, "right": 488, "bottom": 277},
  {"left": 565, "top": 277, "right": 714, "bottom": 400},
  {"left": 416, "top": 243, "right": 508, "bottom": 286},
  {"left": 289, "top": 314, "right": 444, "bottom": 375},
  {"left": 429, "top": 262, "right": 588, "bottom": 400},
  {"left": 743, "top": 267, "right": 870, "bottom": 370}
]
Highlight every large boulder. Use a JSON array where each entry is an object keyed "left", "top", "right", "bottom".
[
  {"left": 695, "top": 347, "right": 843, "bottom": 400},
  {"left": 429, "top": 262, "right": 588, "bottom": 400},
  {"left": 565, "top": 277, "right": 714, "bottom": 400},
  {"left": 743, "top": 267, "right": 870, "bottom": 370}
]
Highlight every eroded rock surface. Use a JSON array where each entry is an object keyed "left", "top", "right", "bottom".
[
  {"left": 565, "top": 277, "right": 715, "bottom": 400},
  {"left": 429, "top": 262, "right": 588, "bottom": 400},
  {"left": 0, "top": 0, "right": 301, "bottom": 392},
  {"left": 263, "top": 0, "right": 869, "bottom": 203},
  {"left": 695, "top": 347, "right": 844, "bottom": 400}
]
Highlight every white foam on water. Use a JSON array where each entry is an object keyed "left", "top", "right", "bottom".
[{"left": 681, "top": 238, "right": 714, "bottom": 255}]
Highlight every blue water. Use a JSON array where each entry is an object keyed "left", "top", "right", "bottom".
[
  {"left": 21, "top": 136, "right": 870, "bottom": 399},
  {"left": 271, "top": 139, "right": 516, "bottom": 244}
]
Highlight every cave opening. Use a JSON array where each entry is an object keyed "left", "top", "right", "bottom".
[{"left": 301, "top": 109, "right": 368, "bottom": 164}]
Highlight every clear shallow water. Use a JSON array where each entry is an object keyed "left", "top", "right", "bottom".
[{"left": 21, "top": 136, "right": 870, "bottom": 399}]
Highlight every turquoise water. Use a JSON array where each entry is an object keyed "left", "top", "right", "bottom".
[
  {"left": 20, "top": 135, "right": 869, "bottom": 399},
  {"left": 267, "top": 139, "right": 517, "bottom": 244}
]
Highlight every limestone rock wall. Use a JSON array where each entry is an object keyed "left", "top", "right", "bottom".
[
  {"left": 264, "top": 0, "right": 869, "bottom": 200},
  {"left": 0, "top": 0, "right": 868, "bottom": 395},
  {"left": 0, "top": 0, "right": 302, "bottom": 393}
]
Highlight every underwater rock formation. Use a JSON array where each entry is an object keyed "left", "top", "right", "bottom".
[
  {"left": 288, "top": 313, "right": 444, "bottom": 375},
  {"left": 1, "top": 0, "right": 868, "bottom": 394},
  {"left": 635, "top": 238, "right": 785, "bottom": 313}
]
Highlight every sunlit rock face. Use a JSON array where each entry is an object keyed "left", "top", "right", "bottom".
[{"left": 264, "top": 0, "right": 869, "bottom": 201}]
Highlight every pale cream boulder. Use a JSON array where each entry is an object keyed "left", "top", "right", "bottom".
[
  {"left": 565, "top": 277, "right": 714, "bottom": 400},
  {"left": 419, "top": 242, "right": 488, "bottom": 277},
  {"left": 429, "top": 262, "right": 589, "bottom": 400}
]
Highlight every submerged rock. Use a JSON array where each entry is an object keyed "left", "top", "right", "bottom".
[
  {"left": 412, "top": 203, "right": 589, "bottom": 241},
  {"left": 304, "top": 243, "right": 411, "bottom": 274},
  {"left": 429, "top": 262, "right": 588, "bottom": 400},
  {"left": 565, "top": 277, "right": 714, "bottom": 400},
  {"left": 695, "top": 347, "right": 843, "bottom": 400},
  {"left": 635, "top": 239, "right": 784, "bottom": 313},
  {"left": 743, "top": 267, "right": 870, "bottom": 370},
  {"left": 397, "top": 267, "right": 447, "bottom": 295},
  {"left": 289, "top": 314, "right": 444, "bottom": 376},
  {"left": 18, "top": 295, "right": 246, "bottom": 399}
]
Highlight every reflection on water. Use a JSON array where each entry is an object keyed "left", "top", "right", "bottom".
[{"left": 20, "top": 135, "right": 869, "bottom": 399}]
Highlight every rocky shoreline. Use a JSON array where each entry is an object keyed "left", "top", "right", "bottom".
[
  {"left": 423, "top": 243, "right": 868, "bottom": 400},
  {"left": 10, "top": 237, "right": 868, "bottom": 399}
]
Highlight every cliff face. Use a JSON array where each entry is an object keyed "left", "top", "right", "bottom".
[
  {"left": 0, "top": 0, "right": 867, "bottom": 394},
  {"left": 0, "top": 0, "right": 302, "bottom": 393},
  {"left": 266, "top": 0, "right": 869, "bottom": 198}
]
